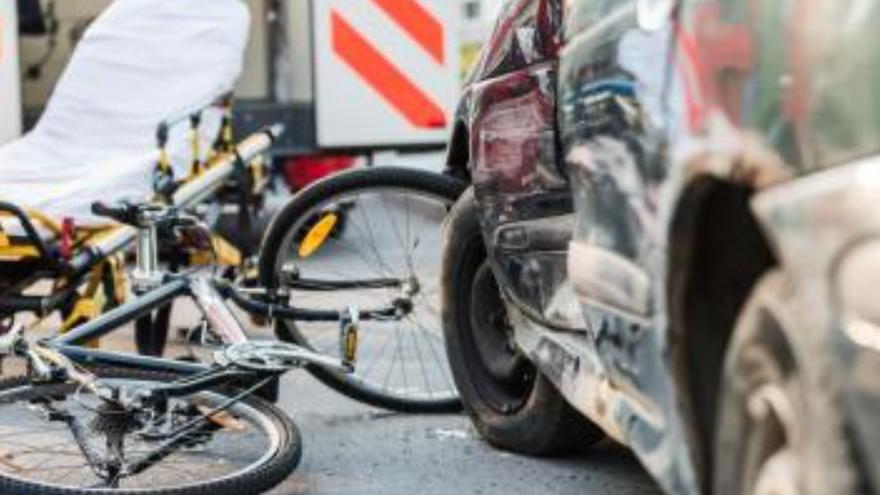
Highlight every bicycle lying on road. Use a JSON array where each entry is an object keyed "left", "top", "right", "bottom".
[{"left": 0, "top": 164, "right": 463, "bottom": 494}]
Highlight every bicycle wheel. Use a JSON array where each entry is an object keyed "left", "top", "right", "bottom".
[
  {"left": 259, "top": 167, "right": 464, "bottom": 412},
  {"left": 0, "top": 368, "right": 300, "bottom": 495}
]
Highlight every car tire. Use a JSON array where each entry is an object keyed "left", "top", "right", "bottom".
[
  {"left": 714, "top": 271, "right": 864, "bottom": 494},
  {"left": 441, "top": 188, "right": 605, "bottom": 456}
]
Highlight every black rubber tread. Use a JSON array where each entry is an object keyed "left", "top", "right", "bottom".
[
  {"left": 134, "top": 302, "right": 173, "bottom": 357},
  {"left": 0, "top": 368, "right": 302, "bottom": 495},
  {"left": 441, "top": 189, "right": 605, "bottom": 455},
  {"left": 258, "top": 166, "right": 465, "bottom": 413}
]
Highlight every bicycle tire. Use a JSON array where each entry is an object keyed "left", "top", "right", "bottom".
[
  {"left": 0, "top": 367, "right": 301, "bottom": 495},
  {"left": 134, "top": 302, "right": 173, "bottom": 357},
  {"left": 259, "top": 167, "right": 464, "bottom": 413}
]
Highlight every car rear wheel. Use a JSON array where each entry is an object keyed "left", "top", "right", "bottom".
[
  {"left": 441, "top": 189, "right": 604, "bottom": 455},
  {"left": 714, "top": 271, "right": 863, "bottom": 495}
]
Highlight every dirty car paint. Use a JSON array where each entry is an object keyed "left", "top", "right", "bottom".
[{"left": 448, "top": 0, "right": 880, "bottom": 493}]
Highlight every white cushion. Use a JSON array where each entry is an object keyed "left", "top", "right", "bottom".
[{"left": 0, "top": 0, "right": 250, "bottom": 225}]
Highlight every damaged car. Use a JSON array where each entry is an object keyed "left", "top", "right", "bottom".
[{"left": 441, "top": 0, "right": 880, "bottom": 493}]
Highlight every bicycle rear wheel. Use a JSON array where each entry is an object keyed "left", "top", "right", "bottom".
[
  {"left": 0, "top": 368, "right": 300, "bottom": 495},
  {"left": 259, "top": 167, "right": 464, "bottom": 412}
]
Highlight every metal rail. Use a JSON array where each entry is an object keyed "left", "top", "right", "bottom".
[{"left": 69, "top": 125, "right": 282, "bottom": 273}]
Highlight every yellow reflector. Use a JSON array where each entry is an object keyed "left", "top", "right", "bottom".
[{"left": 299, "top": 213, "right": 338, "bottom": 258}]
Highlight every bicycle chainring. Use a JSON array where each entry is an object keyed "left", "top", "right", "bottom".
[{"left": 215, "top": 341, "right": 309, "bottom": 372}]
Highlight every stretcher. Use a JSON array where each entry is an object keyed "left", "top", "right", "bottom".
[{"left": 0, "top": 0, "right": 274, "bottom": 330}]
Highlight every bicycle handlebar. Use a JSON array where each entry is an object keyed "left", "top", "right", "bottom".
[{"left": 91, "top": 201, "right": 136, "bottom": 225}]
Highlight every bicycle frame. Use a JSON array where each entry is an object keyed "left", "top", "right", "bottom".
[
  {"left": 40, "top": 277, "right": 315, "bottom": 376},
  {"left": 50, "top": 276, "right": 235, "bottom": 377}
]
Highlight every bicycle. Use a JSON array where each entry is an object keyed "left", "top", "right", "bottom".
[
  {"left": 137, "top": 165, "right": 466, "bottom": 413},
  {"left": 0, "top": 168, "right": 461, "bottom": 493}
]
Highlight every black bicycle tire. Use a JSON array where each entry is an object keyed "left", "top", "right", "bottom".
[
  {"left": 0, "top": 368, "right": 302, "bottom": 495},
  {"left": 259, "top": 167, "right": 464, "bottom": 413},
  {"left": 134, "top": 302, "right": 173, "bottom": 357}
]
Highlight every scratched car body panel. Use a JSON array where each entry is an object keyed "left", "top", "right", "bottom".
[
  {"left": 446, "top": 0, "right": 880, "bottom": 493},
  {"left": 456, "top": 0, "right": 580, "bottom": 330}
]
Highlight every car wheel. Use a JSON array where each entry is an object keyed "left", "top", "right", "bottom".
[
  {"left": 441, "top": 189, "right": 605, "bottom": 455},
  {"left": 714, "top": 271, "right": 863, "bottom": 495}
]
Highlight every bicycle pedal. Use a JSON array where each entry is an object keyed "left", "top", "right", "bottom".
[{"left": 340, "top": 306, "right": 359, "bottom": 369}]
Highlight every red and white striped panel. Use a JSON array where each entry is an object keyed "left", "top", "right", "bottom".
[{"left": 313, "top": 0, "right": 459, "bottom": 149}]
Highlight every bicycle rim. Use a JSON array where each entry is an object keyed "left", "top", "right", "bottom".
[
  {"left": 273, "top": 182, "right": 459, "bottom": 408},
  {"left": 0, "top": 374, "right": 286, "bottom": 493}
]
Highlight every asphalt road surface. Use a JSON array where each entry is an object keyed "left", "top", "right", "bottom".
[{"left": 266, "top": 369, "right": 661, "bottom": 495}]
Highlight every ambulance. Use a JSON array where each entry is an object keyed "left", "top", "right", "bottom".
[{"left": 2, "top": 0, "right": 466, "bottom": 155}]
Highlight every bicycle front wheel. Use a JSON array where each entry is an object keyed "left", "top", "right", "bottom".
[
  {"left": 0, "top": 368, "right": 301, "bottom": 495},
  {"left": 259, "top": 167, "right": 464, "bottom": 412}
]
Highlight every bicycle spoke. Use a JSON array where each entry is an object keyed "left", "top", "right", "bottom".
[
  {"left": 380, "top": 194, "right": 416, "bottom": 274},
  {"left": 360, "top": 328, "right": 397, "bottom": 381},
  {"left": 410, "top": 313, "right": 455, "bottom": 391},
  {"left": 405, "top": 196, "right": 413, "bottom": 267},
  {"left": 382, "top": 326, "right": 404, "bottom": 391},
  {"left": 324, "top": 225, "right": 397, "bottom": 279},
  {"left": 353, "top": 198, "right": 397, "bottom": 276},
  {"left": 396, "top": 323, "right": 409, "bottom": 394},
  {"left": 408, "top": 317, "right": 434, "bottom": 397},
  {"left": 271, "top": 179, "right": 460, "bottom": 406},
  {"left": 47, "top": 464, "right": 92, "bottom": 485}
]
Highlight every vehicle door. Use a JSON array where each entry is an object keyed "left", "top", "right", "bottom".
[{"left": 559, "top": 0, "right": 676, "bottom": 384}]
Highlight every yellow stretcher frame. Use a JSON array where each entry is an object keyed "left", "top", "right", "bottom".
[{"left": 0, "top": 101, "right": 276, "bottom": 339}]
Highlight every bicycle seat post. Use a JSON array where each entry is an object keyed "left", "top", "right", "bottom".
[{"left": 132, "top": 209, "right": 164, "bottom": 295}]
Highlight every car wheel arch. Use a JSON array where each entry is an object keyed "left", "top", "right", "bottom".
[
  {"left": 663, "top": 155, "right": 783, "bottom": 489},
  {"left": 446, "top": 118, "right": 472, "bottom": 182}
]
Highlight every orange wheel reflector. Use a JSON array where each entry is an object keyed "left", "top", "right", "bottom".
[{"left": 299, "top": 213, "right": 339, "bottom": 258}]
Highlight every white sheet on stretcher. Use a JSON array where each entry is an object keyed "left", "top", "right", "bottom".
[{"left": 0, "top": 0, "right": 249, "bottom": 227}]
